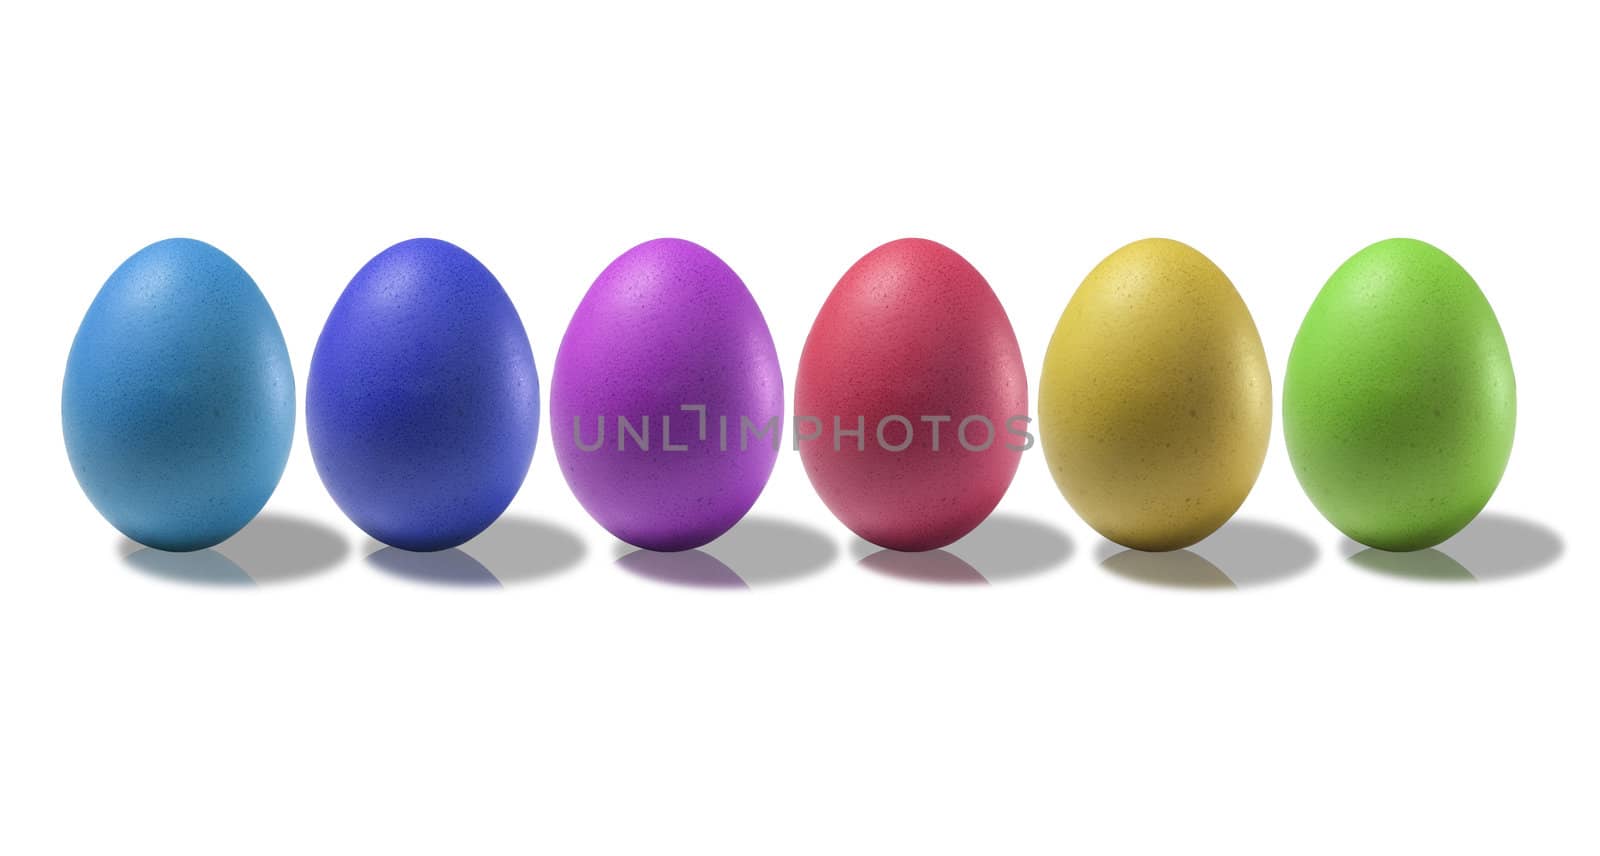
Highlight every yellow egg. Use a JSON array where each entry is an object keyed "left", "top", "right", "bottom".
[{"left": 1039, "top": 238, "right": 1271, "bottom": 551}]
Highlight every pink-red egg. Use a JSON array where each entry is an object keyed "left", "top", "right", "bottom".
[{"left": 796, "top": 238, "right": 1028, "bottom": 551}]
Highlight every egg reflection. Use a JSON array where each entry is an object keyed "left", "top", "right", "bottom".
[
  {"left": 119, "top": 514, "right": 349, "bottom": 586},
  {"left": 125, "top": 548, "right": 253, "bottom": 586},
  {"left": 1342, "top": 513, "right": 1562, "bottom": 582},
  {"left": 368, "top": 546, "right": 500, "bottom": 587},
  {"left": 1097, "top": 520, "right": 1317, "bottom": 589},
  {"left": 854, "top": 514, "right": 1072, "bottom": 585},
  {"left": 611, "top": 517, "right": 837, "bottom": 589}
]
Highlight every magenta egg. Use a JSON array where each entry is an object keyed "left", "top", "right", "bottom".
[
  {"left": 797, "top": 238, "right": 1028, "bottom": 551},
  {"left": 551, "top": 239, "right": 782, "bottom": 551}
]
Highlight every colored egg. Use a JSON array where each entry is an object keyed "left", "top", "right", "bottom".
[
  {"left": 307, "top": 238, "right": 538, "bottom": 551},
  {"left": 62, "top": 238, "right": 295, "bottom": 551},
  {"left": 796, "top": 238, "right": 1027, "bottom": 551},
  {"left": 552, "top": 238, "right": 782, "bottom": 551},
  {"left": 1284, "top": 238, "right": 1514, "bottom": 551},
  {"left": 1040, "top": 238, "right": 1271, "bottom": 551}
]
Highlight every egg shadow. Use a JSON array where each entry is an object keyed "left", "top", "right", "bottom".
[
  {"left": 1097, "top": 519, "right": 1318, "bottom": 590},
  {"left": 615, "top": 516, "right": 838, "bottom": 590},
  {"left": 121, "top": 513, "right": 350, "bottom": 587},
  {"left": 367, "top": 515, "right": 587, "bottom": 588},
  {"left": 1345, "top": 512, "right": 1564, "bottom": 583},
  {"left": 856, "top": 513, "right": 1075, "bottom": 585}
]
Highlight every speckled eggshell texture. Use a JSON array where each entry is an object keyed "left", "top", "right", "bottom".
[
  {"left": 1284, "top": 238, "right": 1515, "bottom": 551},
  {"left": 62, "top": 238, "right": 295, "bottom": 552},
  {"left": 795, "top": 238, "right": 1027, "bottom": 552},
  {"left": 307, "top": 238, "right": 539, "bottom": 552},
  {"left": 551, "top": 238, "right": 783, "bottom": 552},
  {"left": 1039, "top": 238, "right": 1271, "bottom": 552}
]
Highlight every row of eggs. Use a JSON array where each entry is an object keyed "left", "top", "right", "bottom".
[{"left": 62, "top": 236, "right": 1515, "bottom": 556}]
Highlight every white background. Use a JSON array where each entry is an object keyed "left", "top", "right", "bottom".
[{"left": 3, "top": 2, "right": 1595, "bottom": 853}]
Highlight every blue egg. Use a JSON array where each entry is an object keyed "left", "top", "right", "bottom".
[
  {"left": 307, "top": 238, "right": 539, "bottom": 551},
  {"left": 62, "top": 238, "right": 296, "bottom": 551}
]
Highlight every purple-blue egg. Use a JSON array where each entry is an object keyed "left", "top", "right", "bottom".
[
  {"left": 552, "top": 238, "right": 782, "bottom": 551},
  {"left": 307, "top": 238, "right": 538, "bottom": 551}
]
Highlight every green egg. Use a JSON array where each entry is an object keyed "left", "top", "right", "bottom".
[{"left": 1284, "top": 238, "right": 1515, "bottom": 551}]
